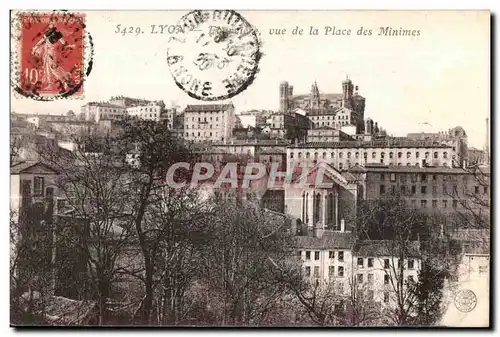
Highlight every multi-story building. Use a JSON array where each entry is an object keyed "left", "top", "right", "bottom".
[
  {"left": 287, "top": 139, "right": 455, "bottom": 171},
  {"left": 126, "top": 101, "right": 164, "bottom": 122},
  {"left": 353, "top": 164, "right": 490, "bottom": 216},
  {"left": 307, "top": 128, "right": 354, "bottom": 142},
  {"left": 81, "top": 102, "right": 127, "bottom": 123},
  {"left": 265, "top": 112, "right": 312, "bottom": 141},
  {"left": 109, "top": 95, "right": 150, "bottom": 107},
  {"left": 296, "top": 229, "right": 421, "bottom": 310},
  {"left": 183, "top": 103, "right": 235, "bottom": 143}
]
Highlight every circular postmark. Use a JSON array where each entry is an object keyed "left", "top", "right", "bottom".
[
  {"left": 167, "top": 10, "right": 261, "bottom": 101},
  {"left": 454, "top": 289, "right": 477, "bottom": 313},
  {"left": 10, "top": 10, "right": 94, "bottom": 101}
]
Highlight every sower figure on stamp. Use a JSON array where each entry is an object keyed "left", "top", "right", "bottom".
[{"left": 31, "top": 24, "right": 75, "bottom": 92}]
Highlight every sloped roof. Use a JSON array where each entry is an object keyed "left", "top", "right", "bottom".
[
  {"left": 355, "top": 240, "right": 421, "bottom": 258},
  {"left": 296, "top": 231, "right": 356, "bottom": 250},
  {"left": 290, "top": 140, "right": 452, "bottom": 149},
  {"left": 10, "top": 161, "right": 59, "bottom": 175},
  {"left": 185, "top": 103, "right": 234, "bottom": 112}
]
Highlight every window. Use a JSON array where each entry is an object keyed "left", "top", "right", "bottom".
[
  {"left": 384, "top": 274, "right": 389, "bottom": 284},
  {"left": 421, "top": 200, "right": 427, "bottom": 208},
  {"left": 306, "top": 251, "right": 311, "bottom": 260},
  {"left": 416, "top": 152, "right": 420, "bottom": 158},
  {"left": 452, "top": 200, "right": 458, "bottom": 209},
  {"left": 421, "top": 186, "right": 427, "bottom": 194},
  {"left": 338, "top": 251, "right": 344, "bottom": 262},
  {"left": 368, "top": 273, "right": 374, "bottom": 285},
  {"left": 432, "top": 200, "right": 437, "bottom": 208},
  {"left": 338, "top": 266, "right": 344, "bottom": 277},
  {"left": 433, "top": 174, "right": 437, "bottom": 181},
  {"left": 358, "top": 258, "right": 364, "bottom": 268},
  {"left": 329, "top": 251, "right": 334, "bottom": 259},
  {"left": 475, "top": 186, "right": 479, "bottom": 194},
  {"left": 314, "top": 251, "right": 320, "bottom": 260},
  {"left": 297, "top": 250, "right": 302, "bottom": 258},
  {"left": 389, "top": 152, "right": 394, "bottom": 159},
  {"left": 406, "top": 152, "right": 411, "bottom": 159},
  {"left": 408, "top": 259, "right": 415, "bottom": 270},
  {"left": 411, "top": 200, "right": 417, "bottom": 208},
  {"left": 425, "top": 152, "right": 430, "bottom": 159},
  {"left": 339, "top": 163, "right": 343, "bottom": 170},
  {"left": 368, "top": 290, "right": 374, "bottom": 300},
  {"left": 314, "top": 266, "right": 319, "bottom": 277},
  {"left": 305, "top": 266, "right": 311, "bottom": 276},
  {"left": 381, "top": 152, "right": 385, "bottom": 159},
  {"left": 357, "top": 274, "right": 363, "bottom": 284},
  {"left": 432, "top": 185, "right": 437, "bottom": 194},
  {"left": 290, "top": 152, "right": 294, "bottom": 159},
  {"left": 306, "top": 152, "right": 310, "bottom": 159},
  {"left": 434, "top": 152, "right": 438, "bottom": 159},
  {"left": 401, "top": 186, "right": 406, "bottom": 195},
  {"left": 347, "top": 152, "right": 351, "bottom": 159},
  {"left": 322, "top": 152, "right": 327, "bottom": 159},
  {"left": 381, "top": 174, "right": 385, "bottom": 181},
  {"left": 443, "top": 152, "right": 448, "bottom": 159},
  {"left": 372, "top": 152, "right": 376, "bottom": 159},
  {"left": 339, "top": 152, "right": 343, "bottom": 158},
  {"left": 443, "top": 185, "right": 448, "bottom": 194},
  {"left": 33, "top": 176, "right": 45, "bottom": 196},
  {"left": 380, "top": 185, "right": 386, "bottom": 195},
  {"left": 411, "top": 185, "right": 416, "bottom": 195},
  {"left": 329, "top": 265, "right": 335, "bottom": 276},
  {"left": 408, "top": 275, "right": 415, "bottom": 284},
  {"left": 384, "top": 259, "right": 390, "bottom": 269},
  {"left": 384, "top": 292, "right": 389, "bottom": 303},
  {"left": 368, "top": 258, "right": 374, "bottom": 268},
  {"left": 443, "top": 200, "right": 448, "bottom": 208},
  {"left": 484, "top": 186, "right": 488, "bottom": 194},
  {"left": 398, "top": 152, "right": 402, "bottom": 158}
]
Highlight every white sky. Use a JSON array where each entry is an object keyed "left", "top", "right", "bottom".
[{"left": 11, "top": 10, "right": 490, "bottom": 148}]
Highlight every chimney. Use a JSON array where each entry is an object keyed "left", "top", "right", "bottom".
[{"left": 340, "top": 219, "right": 345, "bottom": 232}]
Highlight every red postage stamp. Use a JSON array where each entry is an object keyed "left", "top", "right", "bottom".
[{"left": 16, "top": 12, "right": 86, "bottom": 99}]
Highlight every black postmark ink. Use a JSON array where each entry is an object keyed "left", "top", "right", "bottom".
[
  {"left": 167, "top": 10, "right": 262, "bottom": 101},
  {"left": 454, "top": 289, "right": 477, "bottom": 313}
]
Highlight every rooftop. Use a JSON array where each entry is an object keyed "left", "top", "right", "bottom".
[
  {"left": 184, "top": 103, "right": 234, "bottom": 112},
  {"left": 354, "top": 240, "right": 421, "bottom": 258},
  {"left": 289, "top": 140, "right": 453, "bottom": 149},
  {"left": 295, "top": 230, "right": 356, "bottom": 250}
]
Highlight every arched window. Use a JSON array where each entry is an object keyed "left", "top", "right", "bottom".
[
  {"left": 443, "top": 162, "right": 448, "bottom": 167},
  {"left": 381, "top": 152, "right": 385, "bottom": 159},
  {"left": 331, "top": 152, "right": 335, "bottom": 158},
  {"left": 372, "top": 152, "right": 376, "bottom": 159},
  {"left": 398, "top": 152, "right": 402, "bottom": 158},
  {"left": 298, "top": 152, "right": 302, "bottom": 159},
  {"left": 290, "top": 152, "right": 294, "bottom": 159},
  {"left": 443, "top": 152, "right": 448, "bottom": 159},
  {"left": 425, "top": 152, "right": 430, "bottom": 159},
  {"left": 322, "top": 152, "right": 327, "bottom": 159},
  {"left": 407, "top": 163, "right": 411, "bottom": 166},
  {"left": 355, "top": 152, "right": 359, "bottom": 159},
  {"left": 398, "top": 163, "right": 402, "bottom": 166},
  {"left": 339, "top": 152, "right": 343, "bottom": 159},
  {"left": 314, "top": 193, "right": 321, "bottom": 224},
  {"left": 416, "top": 152, "right": 420, "bottom": 158},
  {"left": 389, "top": 152, "right": 394, "bottom": 159},
  {"left": 434, "top": 152, "right": 438, "bottom": 159},
  {"left": 306, "top": 152, "right": 310, "bottom": 159},
  {"left": 406, "top": 152, "right": 411, "bottom": 159},
  {"left": 314, "top": 152, "right": 318, "bottom": 160},
  {"left": 339, "top": 163, "right": 343, "bottom": 170},
  {"left": 347, "top": 152, "right": 352, "bottom": 159}
]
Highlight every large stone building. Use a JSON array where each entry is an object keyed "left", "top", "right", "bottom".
[
  {"left": 81, "top": 102, "right": 127, "bottom": 123},
  {"left": 287, "top": 139, "right": 456, "bottom": 171},
  {"left": 183, "top": 103, "right": 236, "bottom": 143}
]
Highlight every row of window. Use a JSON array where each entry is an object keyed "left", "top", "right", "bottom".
[
  {"left": 185, "top": 132, "right": 220, "bottom": 137},
  {"left": 290, "top": 151, "right": 450, "bottom": 160},
  {"left": 379, "top": 183, "right": 487, "bottom": 197},
  {"left": 300, "top": 250, "right": 345, "bottom": 261},
  {"left": 185, "top": 124, "right": 220, "bottom": 129}
]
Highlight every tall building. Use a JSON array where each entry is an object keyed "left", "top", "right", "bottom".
[
  {"left": 183, "top": 103, "right": 235, "bottom": 143},
  {"left": 81, "top": 102, "right": 127, "bottom": 123}
]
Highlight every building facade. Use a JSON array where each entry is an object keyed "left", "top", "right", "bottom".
[{"left": 183, "top": 103, "right": 236, "bottom": 143}]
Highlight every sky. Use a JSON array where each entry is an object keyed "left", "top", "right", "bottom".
[{"left": 11, "top": 10, "right": 490, "bottom": 148}]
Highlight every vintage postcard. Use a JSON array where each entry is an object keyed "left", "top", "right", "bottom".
[{"left": 9, "top": 10, "right": 490, "bottom": 327}]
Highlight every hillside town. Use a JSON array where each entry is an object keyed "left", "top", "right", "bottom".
[{"left": 10, "top": 77, "right": 490, "bottom": 326}]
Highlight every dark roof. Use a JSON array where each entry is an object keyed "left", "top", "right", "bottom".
[
  {"left": 293, "top": 93, "right": 343, "bottom": 101},
  {"left": 355, "top": 240, "right": 421, "bottom": 258},
  {"left": 290, "top": 140, "right": 452, "bottom": 149},
  {"left": 361, "top": 165, "right": 481, "bottom": 174},
  {"left": 296, "top": 231, "right": 356, "bottom": 250},
  {"left": 184, "top": 103, "right": 234, "bottom": 112},
  {"left": 11, "top": 161, "right": 59, "bottom": 175}
]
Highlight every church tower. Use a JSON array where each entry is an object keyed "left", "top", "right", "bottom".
[
  {"left": 279, "top": 81, "right": 290, "bottom": 112},
  {"left": 310, "top": 80, "right": 321, "bottom": 110},
  {"left": 342, "top": 75, "right": 354, "bottom": 109}
]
